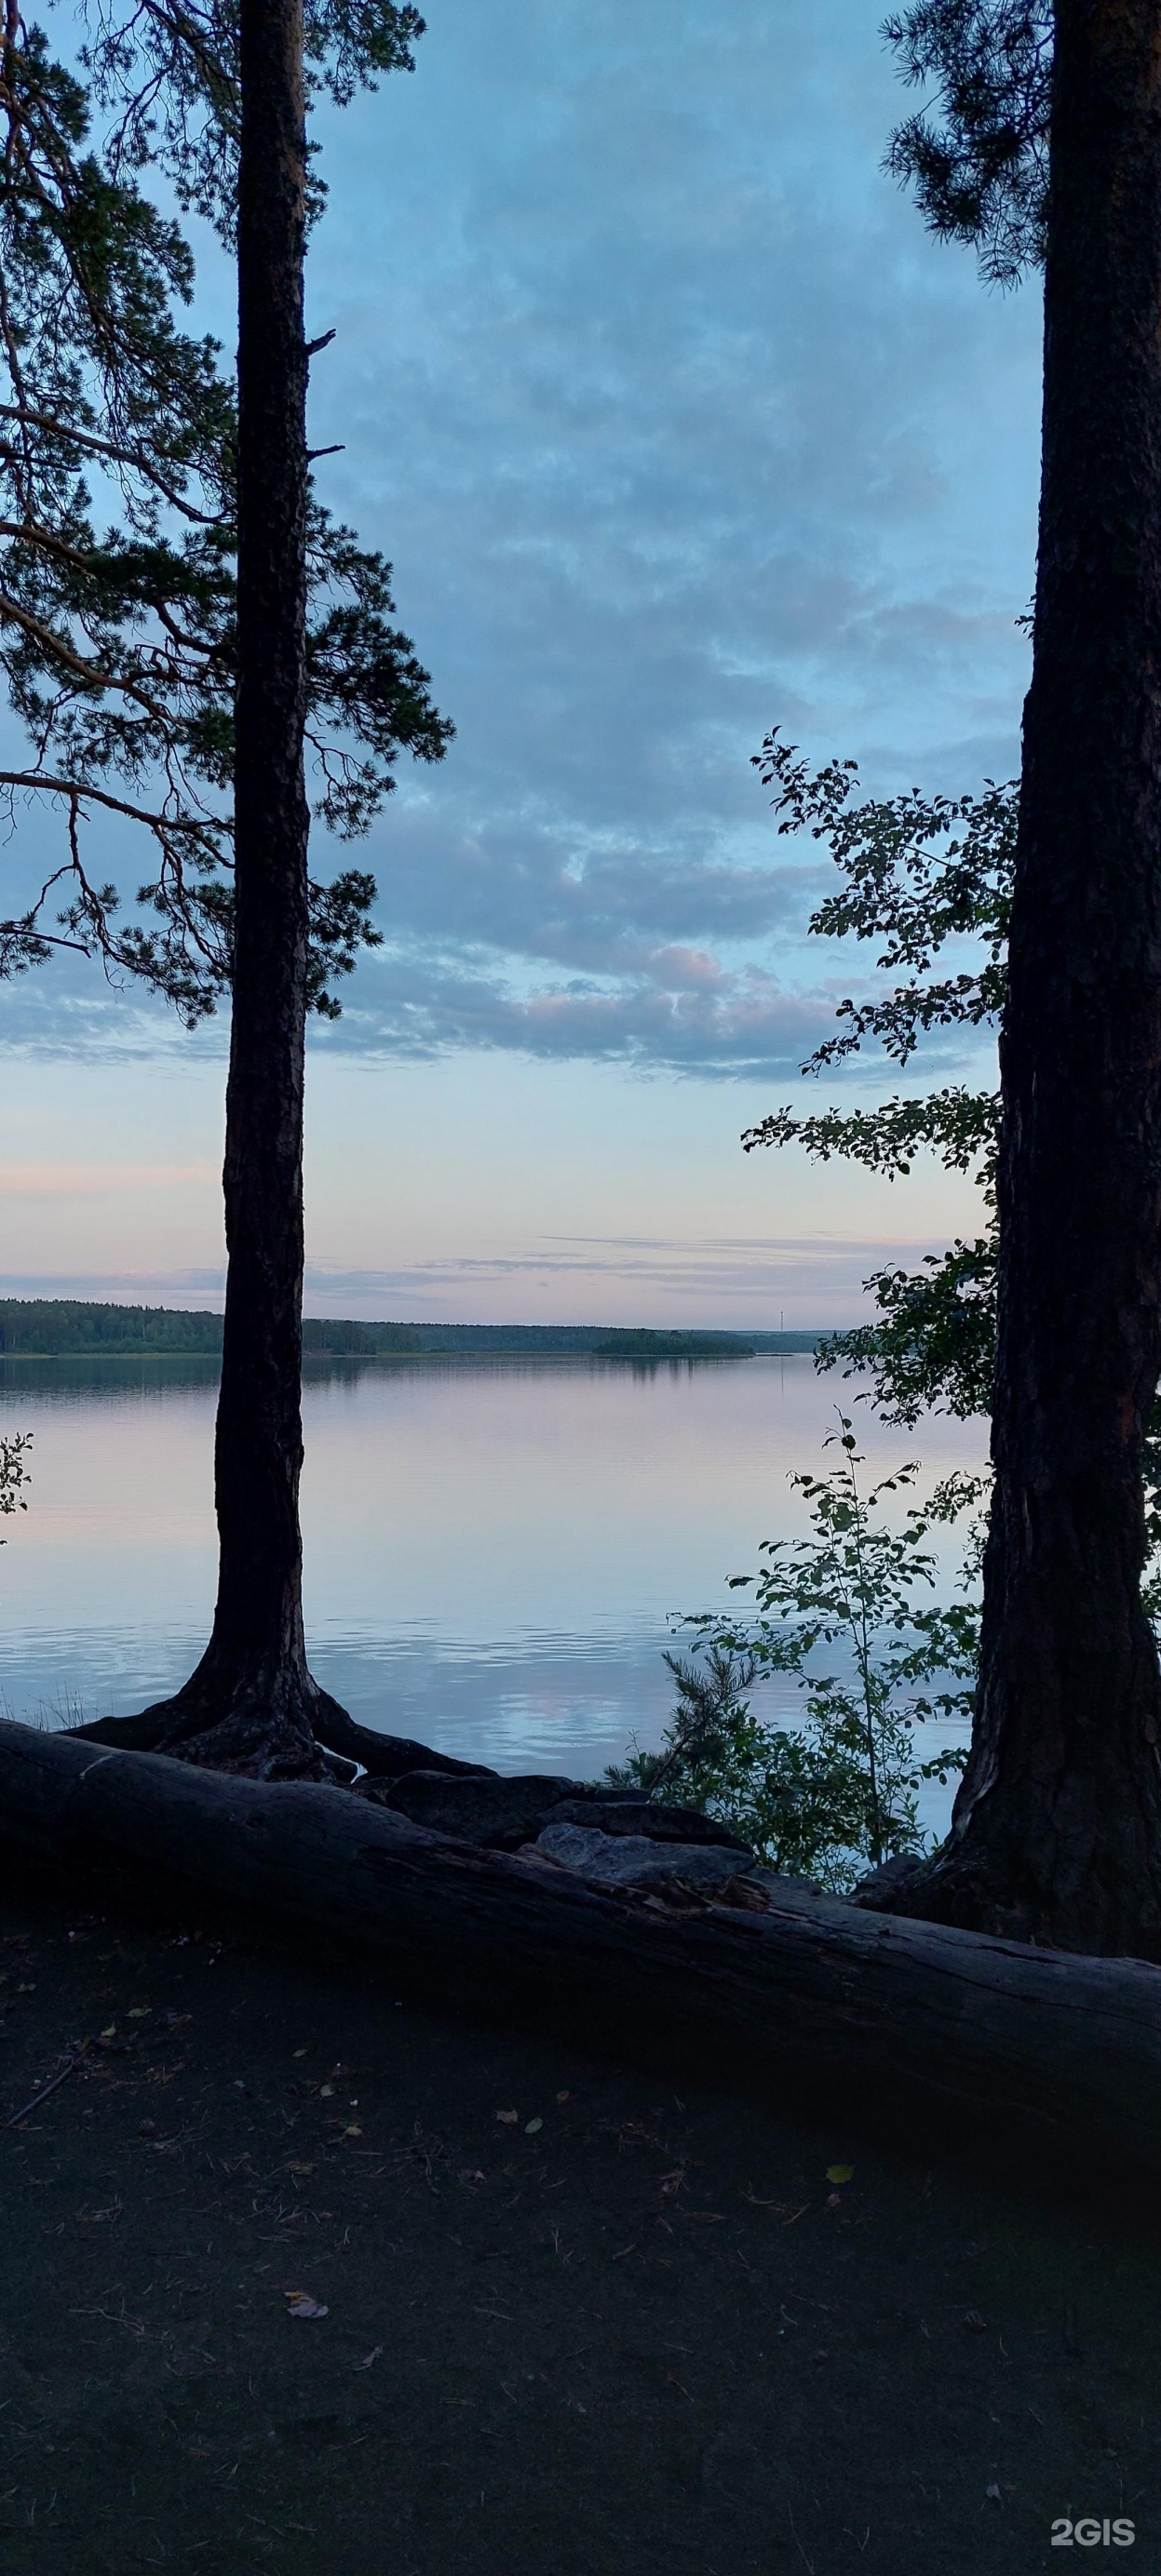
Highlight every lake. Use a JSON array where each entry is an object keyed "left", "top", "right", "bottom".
[{"left": 0, "top": 1350, "right": 986, "bottom": 1831}]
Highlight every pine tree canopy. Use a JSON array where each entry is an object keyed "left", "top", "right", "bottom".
[
  {"left": 0, "top": 3, "right": 450, "bottom": 1024},
  {"left": 81, "top": 0, "right": 426, "bottom": 239},
  {"left": 883, "top": 2, "right": 1051, "bottom": 285}
]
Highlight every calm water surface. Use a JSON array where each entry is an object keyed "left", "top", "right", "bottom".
[{"left": 0, "top": 1353, "right": 985, "bottom": 1827}]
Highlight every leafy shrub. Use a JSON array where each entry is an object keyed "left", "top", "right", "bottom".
[
  {"left": 611, "top": 1415, "right": 976, "bottom": 1891},
  {"left": 607, "top": 1641, "right": 876, "bottom": 1886}
]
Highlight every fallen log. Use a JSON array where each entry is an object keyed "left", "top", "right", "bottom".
[{"left": 3, "top": 1714, "right": 1161, "bottom": 2174}]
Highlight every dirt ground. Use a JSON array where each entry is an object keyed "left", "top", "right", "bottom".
[{"left": 1, "top": 1863, "right": 1157, "bottom": 2576}]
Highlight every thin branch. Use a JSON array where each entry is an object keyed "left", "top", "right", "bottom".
[
  {"left": 0, "top": 766, "right": 224, "bottom": 841},
  {"left": 0, "top": 588, "right": 196, "bottom": 728},
  {"left": 0, "top": 405, "right": 227, "bottom": 525}
]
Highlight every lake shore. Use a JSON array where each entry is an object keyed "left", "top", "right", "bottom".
[{"left": 1, "top": 1859, "right": 1155, "bottom": 2574}]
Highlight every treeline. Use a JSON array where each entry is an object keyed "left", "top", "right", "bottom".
[
  {"left": 0, "top": 1300, "right": 822, "bottom": 1360},
  {"left": 0, "top": 1301, "right": 224, "bottom": 1354}
]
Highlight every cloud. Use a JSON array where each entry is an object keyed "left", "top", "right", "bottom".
[
  {"left": 302, "top": 0, "right": 1037, "bottom": 1078},
  {"left": 316, "top": 942, "right": 841, "bottom": 1077},
  {"left": 303, "top": 1234, "right": 948, "bottom": 1294},
  {"left": 0, "top": 961, "right": 221, "bottom": 1062},
  {"left": 0, "top": 1267, "right": 226, "bottom": 1301},
  {"left": 0, "top": 0, "right": 1039, "bottom": 1079},
  {"left": 0, "top": 1231, "right": 959, "bottom": 1328}
]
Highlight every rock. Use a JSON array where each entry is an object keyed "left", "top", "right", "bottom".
[
  {"left": 550, "top": 1798, "right": 753, "bottom": 1855},
  {"left": 349, "top": 1773, "right": 756, "bottom": 1866},
  {"left": 849, "top": 1853, "right": 928, "bottom": 1912},
  {"left": 354, "top": 1769, "right": 589, "bottom": 1849},
  {"left": 534, "top": 1821, "right": 754, "bottom": 1895}
]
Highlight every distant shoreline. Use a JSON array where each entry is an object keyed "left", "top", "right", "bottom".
[
  {"left": 0, "top": 1298, "right": 829, "bottom": 1360},
  {"left": 0, "top": 1343, "right": 823, "bottom": 1366},
  {"left": 0, "top": 1295, "right": 827, "bottom": 1362}
]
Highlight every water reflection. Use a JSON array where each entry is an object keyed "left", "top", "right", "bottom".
[{"left": 0, "top": 1351, "right": 985, "bottom": 1822}]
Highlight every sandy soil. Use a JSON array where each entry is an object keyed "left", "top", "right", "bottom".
[{"left": 1, "top": 1861, "right": 1157, "bottom": 2576}]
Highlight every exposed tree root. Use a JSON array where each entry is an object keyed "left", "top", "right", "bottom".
[
  {"left": 68, "top": 1656, "right": 343, "bottom": 1783},
  {"left": 68, "top": 1670, "right": 497, "bottom": 1786}
]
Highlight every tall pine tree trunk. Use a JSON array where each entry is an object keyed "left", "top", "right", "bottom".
[
  {"left": 74, "top": 0, "right": 349, "bottom": 1777},
  {"left": 171, "top": 0, "right": 325, "bottom": 1773},
  {"left": 897, "top": 0, "right": 1161, "bottom": 1953}
]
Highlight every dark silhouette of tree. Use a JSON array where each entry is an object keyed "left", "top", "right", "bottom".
[
  {"left": 895, "top": 0, "right": 1161, "bottom": 1953},
  {"left": 0, "top": 0, "right": 449, "bottom": 1776},
  {"left": 772, "top": 0, "right": 1161, "bottom": 1953}
]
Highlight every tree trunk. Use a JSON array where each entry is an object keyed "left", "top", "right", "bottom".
[
  {"left": 73, "top": 0, "right": 344, "bottom": 1778},
  {"left": 895, "top": 0, "right": 1161, "bottom": 1953},
  {"left": 7, "top": 1718, "right": 1161, "bottom": 2176}
]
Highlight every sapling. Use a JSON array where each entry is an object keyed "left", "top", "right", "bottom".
[{"left": 614, "top": 1415, "right": 974, "bottom": 1890}]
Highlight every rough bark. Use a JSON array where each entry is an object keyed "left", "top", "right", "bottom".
[
  {"left": 895, "top": 0, "right": 1161, "bottom": 1952},
  {"left": 6, "top": 1718, "right": 1161, "bottom": 2174},
  {"left": 70, "top": 0, "right": 344, "bottom": 1778}
]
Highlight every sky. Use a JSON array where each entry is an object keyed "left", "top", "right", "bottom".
[{"left": 0, "top": 0, "right": 1043, "bottom": 1327}]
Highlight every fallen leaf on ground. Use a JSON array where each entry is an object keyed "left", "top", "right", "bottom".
[
  {"left": 284, "top": 2292, "right": 329, "bottom": 2320},
  {"left": 825, "top": 2164, "right": 854, "bottom": 2184},
  {"left": 318, "top": 2083, "right": 335, "bottom": 2099},
  {"left": 128, "top": 2006, "right": 152, "bottom": 2019},
  {"left": 495, "top": 2109, "right": 518, "bottom": 2125},
  {"left": 525, "top": 2118, "right": 543, "bottom": 2134},
  {"left": 100, "top": 2024, "right": 116, "bottom": 2039},
  {"left": 293, "top": 2048, "right": 306, "bottom": 2059},
  {"left": 355, "top": 2344, "right": 384, "bottom": 2371},
  {"left": 342, "top": 2124, "right": 363, "bottom": 2138},
  {"left": 555, "top": 2090, "right": 570, "bottom": 2102}
]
